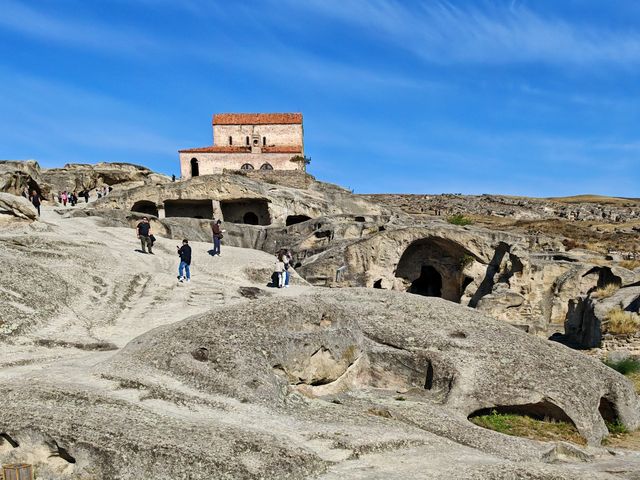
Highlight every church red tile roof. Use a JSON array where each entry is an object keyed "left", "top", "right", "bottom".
[
  {"left": 178, "top": 146, "right": 250, "bottom": 153},
  {"left": 262, "top": 145, "right": 303, "bottom": 153},
  {"left": 212, "top": 113, "right": 303, "bottom": 125},
  {"left": 178, "top": 145, "right": 303, "bottom": 154}
]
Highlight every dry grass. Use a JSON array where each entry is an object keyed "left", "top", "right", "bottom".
[
  {"left": 603, "top": 308, "right": 640, "bottom": 335},
  {"left": 549, "top": 195, "right": 640, "bottom": 206},
  {"left": 603, "top": 429, "right": 640, "bottom": 450},
  {"left": 591, "top": 283, "right": 620, "bottom": 299},
  {"left": 629, "top": 372, "right": 640, "bottom": 394},
  {"left": 620, "top": 259, "right": 640, "bottom": 270},
  {"left": 470, "top": 411, "right": 586, "bottom": 446}
]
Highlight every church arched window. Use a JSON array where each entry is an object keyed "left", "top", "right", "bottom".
[{"left": 240, "top": 163, "right": 254, "bottom": 170}]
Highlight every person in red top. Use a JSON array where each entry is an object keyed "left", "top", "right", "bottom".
[{"left": 211, "top": 219, "right": 224, "bottom": 256}]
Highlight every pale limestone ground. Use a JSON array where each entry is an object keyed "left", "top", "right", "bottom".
[
  {"left": 0, "top": 204, "right": 309, "bottom": 379},
  {"left": 1, "top": 206, "right": 640, "bottom": 479}
]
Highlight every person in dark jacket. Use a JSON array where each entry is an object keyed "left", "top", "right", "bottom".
[
  {"left": 136, "top": 217, "right": 153, "bottom": 254},
  {"left": 177, "top": 239, "right": 192, "bottom": 282},
  {"left": 29, "top": 190, "right": 41, "bottom": 216}
]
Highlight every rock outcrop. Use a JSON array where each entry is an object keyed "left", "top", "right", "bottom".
[
  {"left": 67, "top": 170, "right": 640, "bottom": 342},
  {"left": 2, "top": 285, "right": 640, "bottom": 478},
  {"left": 0, "top": 192, "right": 38, "bottom": 221},
  {"left": 0, "top": 160, "right": 47, "bottom": 198},
  {"left": 40, "top": 162, "right": 170, "bottom": 194}
]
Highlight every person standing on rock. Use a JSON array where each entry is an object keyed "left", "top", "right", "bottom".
[
  {"left": 282, "top": 249, "right": 292, "bottom": 288},
  {"left": 136, "top": 217, "right": 153, "bottom": 254},
  {"left": 211, "top": 219, "right": 224, "bottom": 256},
  {"left": 275, "top": 254, "right": 285, "bottom": 288},
  {"left": 177, "top": 239, "right": 192, "bottom": 283},
  {"left": 83, "top": 190, "right": 90, "bottom": 203},
  {"left": 29, "top": 190, "right": 41, "bottom": 216}
]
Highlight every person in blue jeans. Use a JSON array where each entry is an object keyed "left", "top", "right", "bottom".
[
  {"left": 177, "top": 239, "right": 192, "bottom": 282},
  {"left": 211, "top": 219, "right": 224, "bottom": 256}
]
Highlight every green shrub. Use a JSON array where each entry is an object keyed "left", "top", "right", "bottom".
[
  {"left": 470, "top": 410, "right": 585, "bottom": 445},
  {"left": 447, "top": 214, "right": 473, "bottom": 226},
  {"left": 604, "top": 357, "right": 640, "bottom": 375},
  {"left": 606, "top": 420, "right": 629, "bottom": 435}
]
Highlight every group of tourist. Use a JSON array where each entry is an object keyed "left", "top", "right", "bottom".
[
  {"left": 55, "top": 186, "right": 112, "bottom": 207},
  {"left": 274, "top": 249, "right": 293, "bottom": 288},
  {"left": 134, "top": 216, "right": 295, "bottom": 288},
  {"left": 96, "top": 185, "right": 112, "bottom": 198},
  {"left": 58, "top": 191, "right": 80, "bottom": 206}
]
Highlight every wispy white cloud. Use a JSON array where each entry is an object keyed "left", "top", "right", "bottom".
[
  {"left": 290, "top": 0, "right": 640, "bottom": 66},
  {"left": 0, "top": 0, "right": 158, "bottom": 54},
  {"left": 0, "top": 68, "right": 181, "bottom": 159}
]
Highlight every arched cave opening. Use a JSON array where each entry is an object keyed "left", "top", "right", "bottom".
[
  {"left": 220, "top": 199, "right": 271, "bottom": 226},
  {"left": 373, "top": 279, "right": 383, "bottom": 289},
  {"left": 468, "top": 400, "right": 575, "bottom": 425},
  {"left": 598, "top": 397, "right": 620, "bottom": 426},
  {"left": 243, "top": 212, "right": 259, "bottom": 225},
  {"left": 583, "top": 267, "right": 623, "bottom": 295},
  {"left": 409, "top": 265, "right": 443, "bottom": 297},
  {"left": 131, "top": 200, "right": 159, "bottom": 217},
  {"left": 425, "top": 360, "right": 434, "bottom": 390},
  {"left": 286, "top": 215, "right": 312, "bottom": 226},
  {"left": 396, "top": 237, "right": 472, "bottom": 303}
]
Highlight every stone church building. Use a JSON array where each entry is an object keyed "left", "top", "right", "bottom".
[{"left": 178, "top": 113, "right": 305, "bottom": 179}]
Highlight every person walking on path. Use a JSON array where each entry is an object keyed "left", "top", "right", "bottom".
[
  {"left": 29, "top": 190, "right": 41, "bottom": 216},
  {"left": 61, "top": 191, "right": 68, "bottom": 207},
  {"left": 211, "top": 219, "right": 224, "bottom": 256},
  {"left": 83, "top": 190, "right": 90, "bottom": 203},
  {"left": 177, "top": 239, "right": 192, "bottom": 282},
  {"left": 136, "top": 217, "right": 153, "bottom": 254}
]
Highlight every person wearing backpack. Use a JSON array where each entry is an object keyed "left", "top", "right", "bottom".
[{"left": 136, "top": 217, "right": 153, "bottom": 254}]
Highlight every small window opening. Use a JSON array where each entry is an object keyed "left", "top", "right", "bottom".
[
  {"left": 190, "top": 158, "right": 199, "bottom": 177},
  {"left": 263, "top": 136, "right": 266, "bottom": 146},
  {"left": 229, "top": 136, "right": 233, "bottom": 145},
  {"left": 246, "top": 136, "right": 250, "bottom": 146}
]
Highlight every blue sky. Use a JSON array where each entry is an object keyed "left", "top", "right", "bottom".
[{"left": 0, "top": 0, "right": 639, "bottom": 196}]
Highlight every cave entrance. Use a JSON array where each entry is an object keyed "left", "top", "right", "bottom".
[
  {"left": 243, "top": 212, "right": 259, "bottom": 225},
  {"left": 131, "top": 200, "right": 158, "bottom": 217},
  {"left": 164, "top": 199, "right": 213, "bottom": 219},
  {"left": 220, "top": 199, "right": 271, "bottom": 225},
  {"left": 395, "top": 237, "right": 471, "bottom": 303},
  {"left": 468, "top": 400, "right": 575, "bottom": 425},
  {"left": 286, "top": 215, "right": 312, "bottom": 226},
  {"left": 409, "top": 265, "right": 442, "bottom": 297}
]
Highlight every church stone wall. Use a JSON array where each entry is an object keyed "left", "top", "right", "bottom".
[
  {"left": 213, "top": 124, "right": 303, "bottom": 147},
  {"left": 180, "top": 152, "right": 301, "bottom": 178}
]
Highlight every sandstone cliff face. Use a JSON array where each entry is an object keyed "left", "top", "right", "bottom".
[
  {"left": 0, "top": 160, "right": 47, "bottom": 198},
  {"left": 70, "top": 169, "right": 640, "bottom": 346},
  {"left": 361, "top": 193, "right": 640, "bottom": 223},
  {"left": 40, "top": 162, "right": 170, "bottom": 194}
]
